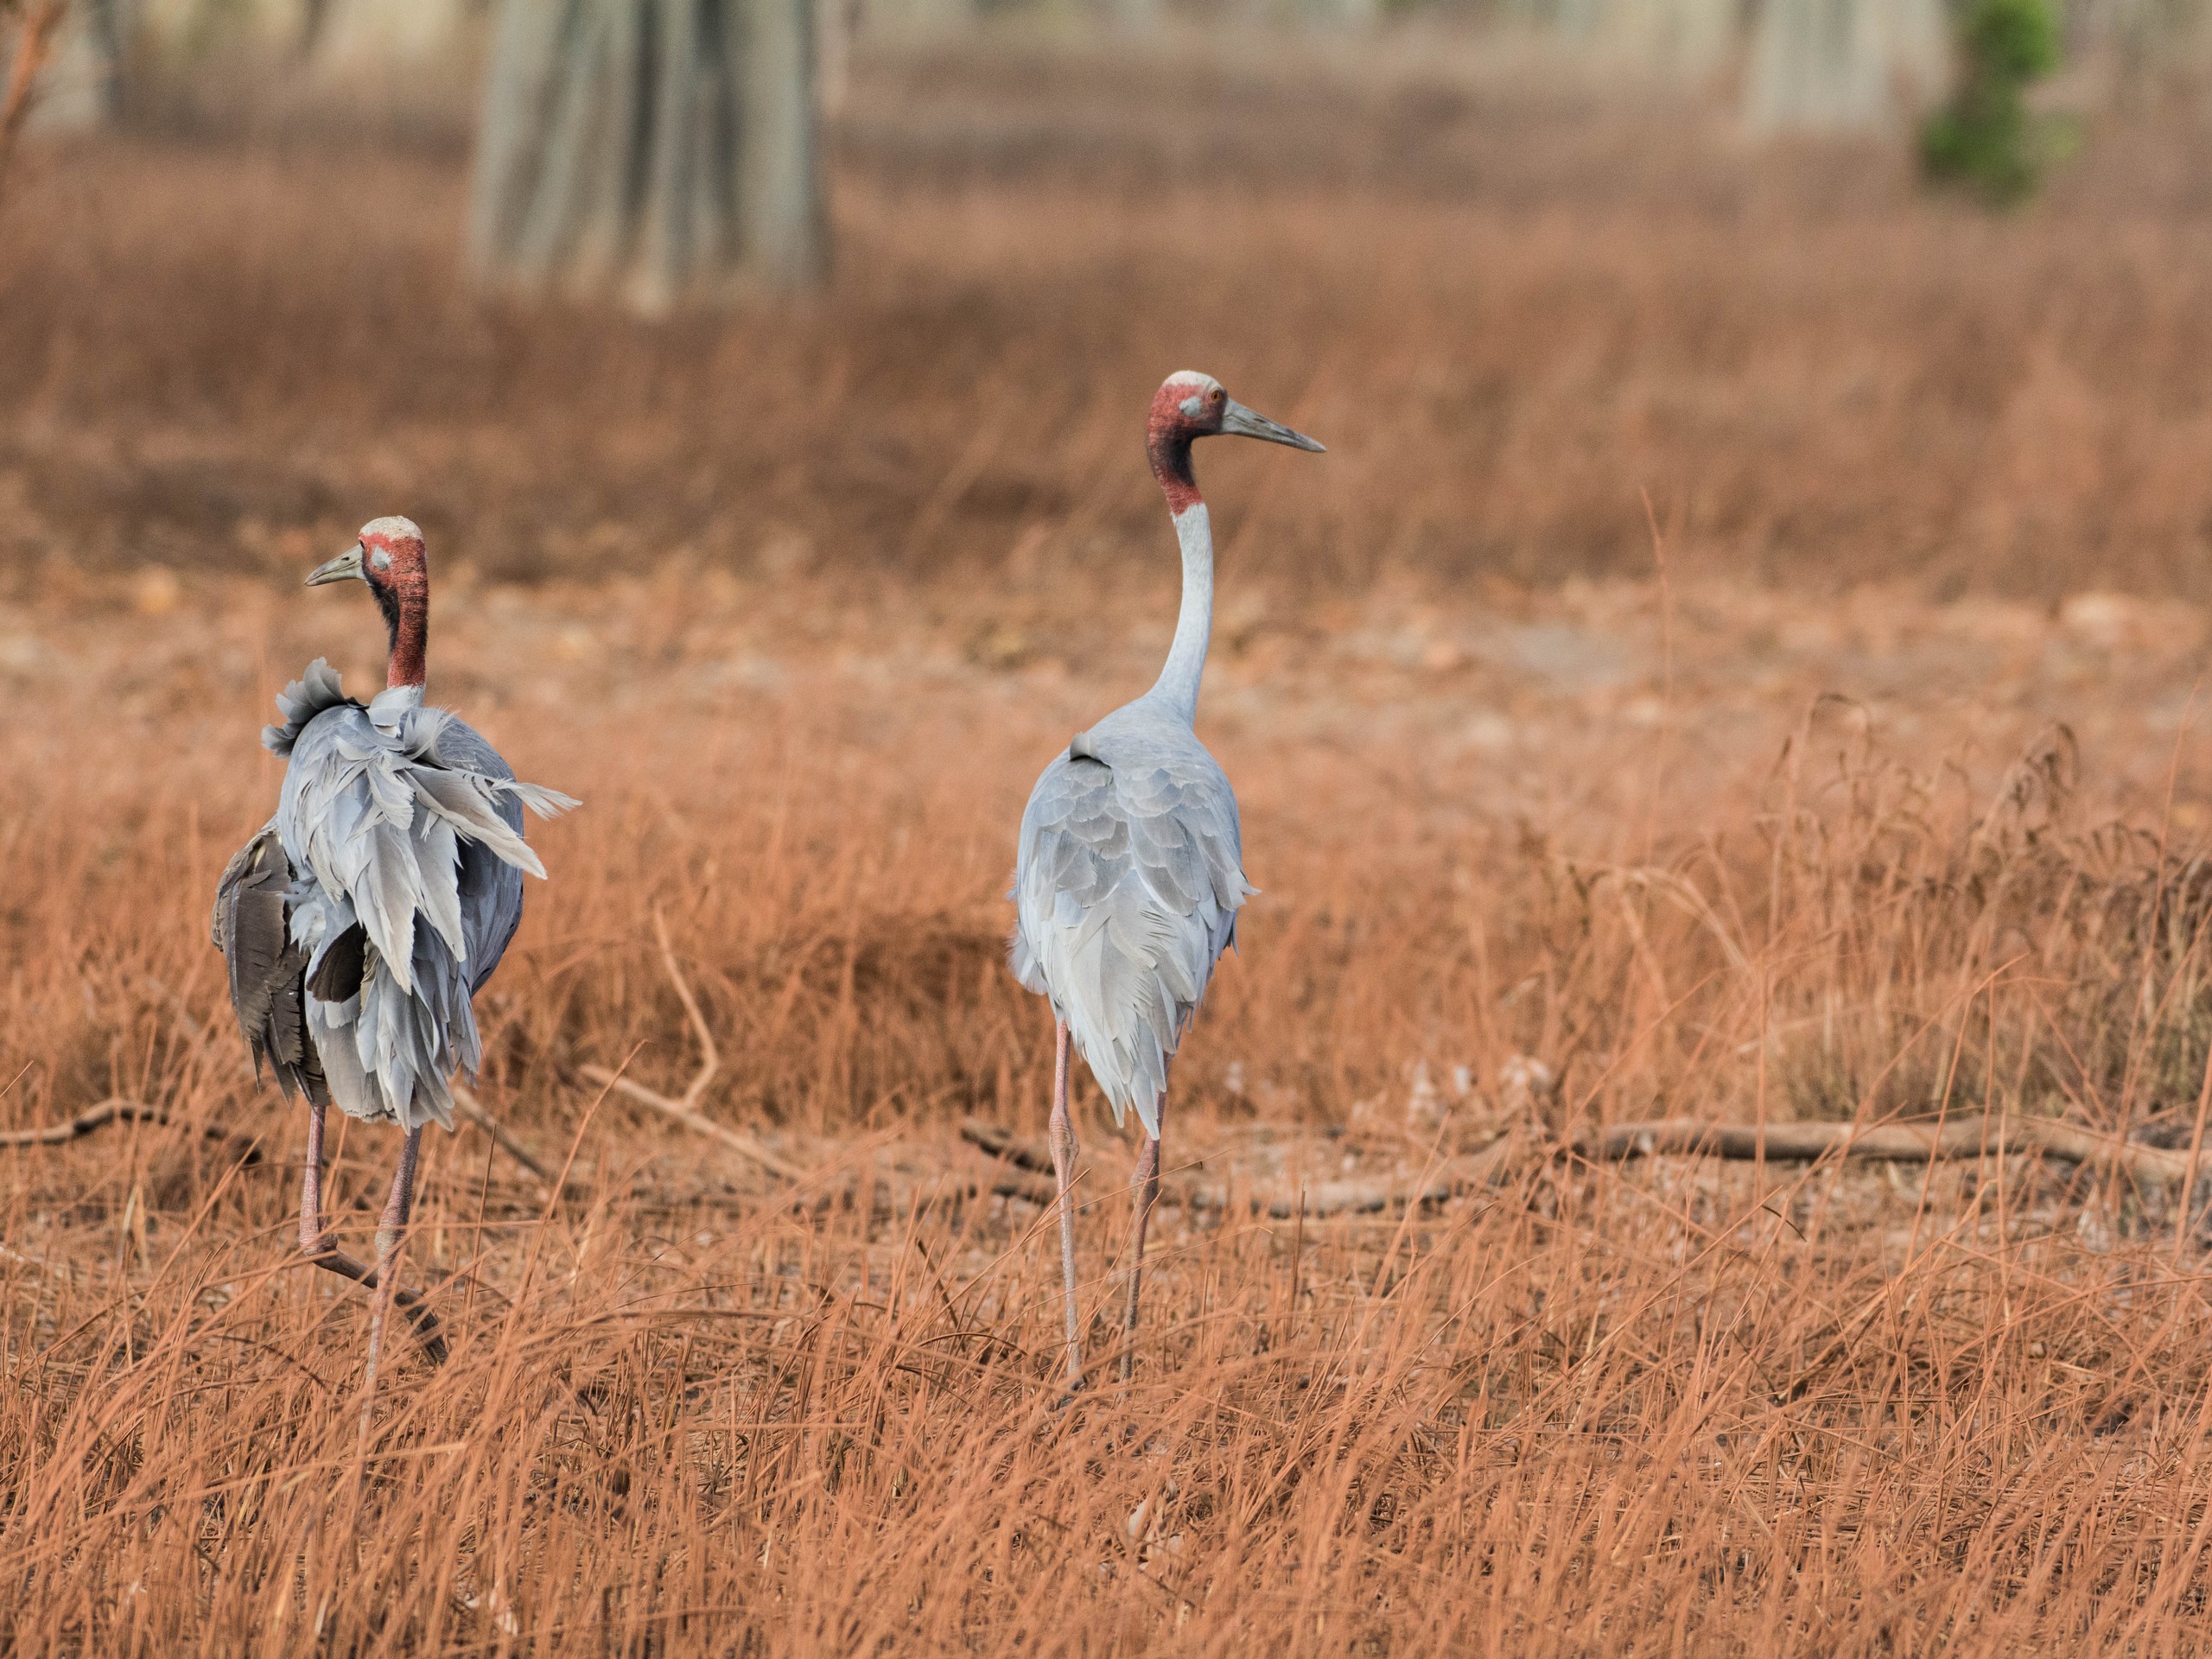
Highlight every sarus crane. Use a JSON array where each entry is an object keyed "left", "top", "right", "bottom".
[
  {"left": 212, "top": 517, "right": 575, "bottom": 1414},
  {"left": 1010, "top": 372, "right": 1323, "bottom": 1389}
]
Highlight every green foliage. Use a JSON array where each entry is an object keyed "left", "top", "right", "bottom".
[
  {"left": 1920, "top": 0, "right": 2069, "bottom": 207},
  {"left": 1964, "top": 0, "right": 2061, "bottom": 79}
]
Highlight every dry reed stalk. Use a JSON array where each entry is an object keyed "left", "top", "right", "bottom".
[
  {"left": 449, "top": 1082, "right": 565, "bottom": 1192},
  {"left": 576, "top": 910, "right": 809, "bottom": 1183},
  {"left": 8, "top": 591, "right": 2212, "bottom": 1649}
]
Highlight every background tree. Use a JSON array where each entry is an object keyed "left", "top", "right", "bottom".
[
  {"left": 1919, "top": 0, "right": 2064, "bottom": 204},
  {"left": 0, "top": 0, "right": 69, "bottom": 218},
  {"left": 469, "top": 0, "right": 827, "bottom": 315}
]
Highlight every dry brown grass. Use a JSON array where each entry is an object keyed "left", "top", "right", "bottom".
[{"left": 13, "top": 37, "right": 2212, "bottom": 1655}]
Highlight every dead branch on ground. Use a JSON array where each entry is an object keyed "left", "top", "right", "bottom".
[
  {"left": 0, "top": 1097, "right": 262, "bottom": 1161},
  {"left": 957, "top": 1116, "right": 1527, "bottom": 1218},
  {"left": 1574, "top": 1116, "right": 2195, "bottom": 1186},
  {"left": 958, "top": 1118, "right": 1053, "bottom": 1174},
  {"left": 1249, "top": 1135, "right": 1529, "bottom": 1218},
  {"left": 957, "top": 1110, "right": 2205, "bottom": 1220}
]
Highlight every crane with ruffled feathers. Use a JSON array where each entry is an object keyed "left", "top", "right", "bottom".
[
  {"left": 1010, "top": 372, "right": 1323, "bottom": 1389},
  {"left": 213, "top": 517, "right": 575, "bottom": 1416}
]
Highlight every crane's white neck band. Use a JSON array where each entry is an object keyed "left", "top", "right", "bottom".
[{"left": 1148, "top": 501, "right": 1213, "bottom": 725}]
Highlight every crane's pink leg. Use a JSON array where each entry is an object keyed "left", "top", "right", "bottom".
[
  {"left": 1047, "top": 1020, "right": 1084, "bottom": 1392},
  {"left": 299, "top": 1103, "right": 448, "bottom": 1367},
  {"left": 1118, "top": 1107, "right": 1162, "bottom": 1384},
  {"left": 299, "top": 1097, "right": 328, "bottom": 1254},
  {"left": 358, "top": 1125, "right": 423, "bottom": 1430}
]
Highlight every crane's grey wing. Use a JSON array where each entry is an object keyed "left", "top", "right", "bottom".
[
  {"left": 267, "top": 664, "right": 575, "bottom": 1131},
  {"left": 1010, "top": 733, "right": 1252, "bottom": 1135},
  {"left": 211, "top": 820, "right": 327, "bottom": 1105},
  {"left": 426, "top": 714, "right": 529, "bottom": 995}
]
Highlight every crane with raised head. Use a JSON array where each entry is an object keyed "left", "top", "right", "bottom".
[
  {"left": 1009, "top": 372, "right": 1323, "bottom": 1390},
  {"left": 213, "top": 517, "right": 575, "bottom": 1420}
]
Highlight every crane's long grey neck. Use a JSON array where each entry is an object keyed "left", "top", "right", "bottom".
[{"left": 1147, "top": 501, "right": 1213, "bottom": 726}]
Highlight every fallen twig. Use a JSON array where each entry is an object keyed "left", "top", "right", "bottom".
[
  {"left": 579, "top": 910, "right": 806, "bottom": 1184},
  {"left": 575, "top": 1063, "right": 804, "bottom": 1183},
  {"left": 1574, "top": 1116, "right": 2196, "bottom": 1186},
  {"left": 0, "top": 1097, "right": 262, "bottom": 1161},
  {"left": 951, "top": 1109, "right": 2206, "bottom": 1219},
  {"left": 957, "top": 1117, "right": 1527, "bottom": 1218},
  {"left": 1254, "top": 1136, "right": 1528, "bottom": 1218},
  {"left": 880, "top": 1162, "right": 1059, "bottom": 1210},
  {"left": 959, "top": 1117, "right": 1053, "bottom": 1175},
  {"left": 961, "top": 1158, "right": 1058, "bottom": 1207},
  {"left": 955, "top": 1125, "right": 1059, "bottom": 1203},
  {"left": 955, "top": 1119, "right": 1065, "bottom": 1205}
]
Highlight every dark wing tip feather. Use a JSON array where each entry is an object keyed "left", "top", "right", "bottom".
[
  {"left": 213, "top": 823, "right": 322, "bottom": 1101},
  {"left": 307, "top": 923, "right": 368, "bottom": 1003}
]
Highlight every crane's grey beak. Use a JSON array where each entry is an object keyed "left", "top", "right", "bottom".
[
  {"left": 1220, "top": 398, "right": 1325, "bottom": 453},
  {"left": 305, "top": 544, "right": 366, "bottom": 587}
]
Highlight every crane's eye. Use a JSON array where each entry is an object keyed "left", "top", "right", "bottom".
[{"left": 1210, "top": 387, "right": 1225, "bottom": 404}]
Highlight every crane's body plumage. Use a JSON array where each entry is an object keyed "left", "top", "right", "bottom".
[
  {"left": 1010, "top": 694, "right": 1251, "bottom": 1137},
  {"left": 220, "top": 659, "right": 567, "bottom": 1132}
]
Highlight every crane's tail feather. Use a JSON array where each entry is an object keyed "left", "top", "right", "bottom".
[{"left": 500, "top": 781, "right": 581, "bottom": 820}]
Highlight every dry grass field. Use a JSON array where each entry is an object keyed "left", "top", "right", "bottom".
[{"left": 15, "top": 32, "right": 2212, "bottom": 1655}]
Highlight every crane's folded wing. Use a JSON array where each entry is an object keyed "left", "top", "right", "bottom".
[{"left": 1008, "top": 734, "right": 1252, "bottom": 1133}]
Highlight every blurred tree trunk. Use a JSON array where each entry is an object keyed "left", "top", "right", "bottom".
[
  {"left": 469, "top": 0, "right": 827, "bottom": 315},
  {"left": 298, "top": 0, "right": 334, "bottom": 58},
  {"left": 4, "top": 0, "right": 132, "bottom": 146},
  {"left": 62, "top": 0, "right": 127, "bottom": 120},
  {"left": 1744, "top": 0, "right": 1948, "bottom": 131},
  {"left": 0, "top": 0, "right": 68, "bottom": 214},
  {"left": 814, "top": 0, "right": 849, "bottom": 117},
  {"left": 1605, "top": 0, "right": 1736, "bottom": 78}
]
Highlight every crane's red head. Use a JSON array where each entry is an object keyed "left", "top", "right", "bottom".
[
  {"left": 306, "top": 516, "right": 430, "bottom": 690},
  {"left": 1145, "top": 372, "right": 1324, "bottom": 516}
]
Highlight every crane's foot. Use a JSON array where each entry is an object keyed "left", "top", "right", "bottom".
[{"left": 303, "top": 1245, "right": 449, "bottom": 1365}]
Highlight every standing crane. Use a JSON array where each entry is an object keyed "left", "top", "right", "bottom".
[
  {"left": 1010, "top": 372, "right": 1323, "bottom": 1389},
  {"left": 212, "top": 517, "right": 575, "bottom": 1419}
]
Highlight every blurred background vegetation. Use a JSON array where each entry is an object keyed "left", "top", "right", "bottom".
[
  {"left": 4, "top": 0, "right": 2190, "bottom": 223},
  {"left": 5, "top": 0, "right": 2212, "bottom": 610}
]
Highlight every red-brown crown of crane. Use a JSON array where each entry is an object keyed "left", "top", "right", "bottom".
[{"left": 1146, "top": 371, "right": 1324, "bottom": 518}]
